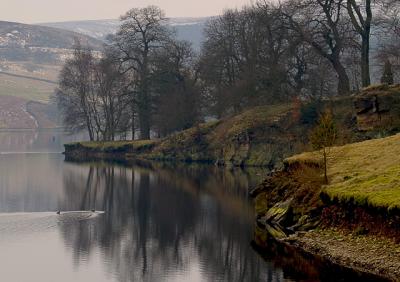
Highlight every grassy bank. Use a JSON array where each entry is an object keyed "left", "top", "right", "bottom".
[
  {"left": 286, "top": 133, "right": 400, "bottom": 210},
  {"left": 253, "top": 133, "right": 400, "bottom": 281},
  {"left": 76, "top": 139, "right": 157, "bottom": 151},
  {"left": 65, "top": 103, "right": 308, "bottom": 166}
]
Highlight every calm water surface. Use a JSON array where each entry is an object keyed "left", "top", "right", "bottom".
[{"left": 0, "top": 130, "right": 297, "bottom": 282}]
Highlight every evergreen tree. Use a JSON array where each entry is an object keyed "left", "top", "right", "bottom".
[{"left": 381, "top": 60, "right": 394, "bottom": 85}]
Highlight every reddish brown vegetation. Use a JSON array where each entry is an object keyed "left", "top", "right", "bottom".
[{"left": 321, "top": 205, "right": 400, "bottom": 243}]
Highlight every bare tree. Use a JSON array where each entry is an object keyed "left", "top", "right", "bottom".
[
  {"left": 200, "top": 5, "right": 302, "bottom": 116},
  {"left": 199, "top": 10, "right": 242, "bottom": 117},
  {"left": 346, "top": 0, "right": 372, "bottom": 87},
  {"left": 283, "top": 0, "right": 353, "bottom": 95},
  {"left": 375, "top": 0, "right": 400, "bottom": 82},
  {"left": 57, "top": 40, "right": 131, "bottom": 141},
  {"left": 56, "top": 40, "right": 96, "bottom": 141},
  {"left": 56, "top": 3, "right": 400, "bottom": 143},
  {"left": 113, "top": 6, "right": 171, "bottom": 140},
  {"left": 93, "top": 52, "right": 131, "bottom": 141},
  {"left": 152, "top": 39, "right": 201, "bottom": 136}
]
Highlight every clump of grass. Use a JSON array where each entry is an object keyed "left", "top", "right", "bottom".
[
  {"left": 77, "top": 139, "right": 158, "bottom": 151},
  {"left": 285, "top": 151, "right": 322, "bottom": 168},
  {"left": 362, "top": 84, "right": 390, "bottom": 92}
]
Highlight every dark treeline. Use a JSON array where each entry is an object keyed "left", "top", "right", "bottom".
[{"left": 56, "top": 1, "right": 400, "bottom": 141}]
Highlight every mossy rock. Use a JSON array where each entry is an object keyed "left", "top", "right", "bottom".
[
  {"left": 264, "top": 199, "right": 293, "bottom": 226},
  {"left": 265, "top": 224, "right": 287, "bottom": 239}
]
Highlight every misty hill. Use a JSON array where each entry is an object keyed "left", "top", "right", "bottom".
[
  {"left": 40, "top": 17, "right": 211, "bottom": 50},
  {"left": 0, "top": 21, "right": 103, "bottom": 63},
  {"left": 0, "top": 21, "right": 102, "bottom": 49},
  {"left": 0, "top": 21, "right": 104, "bottom": 121}
]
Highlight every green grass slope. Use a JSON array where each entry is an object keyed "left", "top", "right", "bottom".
[{"left": 286, "top": 133, "right": 400, "bottom": 210}]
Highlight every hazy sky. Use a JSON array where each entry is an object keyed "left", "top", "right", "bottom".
[{"left": 1, "top": 0, "right": 253, "bottom": 24}]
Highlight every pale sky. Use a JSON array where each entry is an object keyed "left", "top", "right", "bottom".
[{"left": 0, "top": 0, "right": 254, "bottom": 24}]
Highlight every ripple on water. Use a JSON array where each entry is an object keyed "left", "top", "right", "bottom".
[{"left": 0, "top": 211, "right": 104, "bottom": 239}]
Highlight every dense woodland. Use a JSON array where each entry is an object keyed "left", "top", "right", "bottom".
[{"left": 56, "top": 1, "right": 400, "bottom": 141}]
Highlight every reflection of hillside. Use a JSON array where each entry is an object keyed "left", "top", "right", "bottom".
[
  {"left": 0, "top": 154, "right": 64, "bottom": 212},
  {"left": 0, "top": 131, "right": 38, "bottom": 151},
  {"left": 0, "top": 130, "right": 85, "bottom": 152},
  {"left": 59, "top": 163, "right": 276, "bottom": 282}
]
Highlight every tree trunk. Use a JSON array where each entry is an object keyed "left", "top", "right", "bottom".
[
  {"left": 87, "top": 126, "right": 94, "bottom": 141},
  {"left": 86, "top": 116, "right": 94, "bottom": 141},
  {"left": 139, "top": 110, "right": 151, "bottom": 140},
  {"left": 323, "top": 147, "right": 328, "bottom": 184},
  {"left": 138, "top": 47, "right": 151, "bottom": 140},
  {"left": 138, "top": 86, "right": 151, "bottom": 140},
  {"left": 361, "top": 34, "right": 371, "bottom": 87},
  {"left": 131, "top": 103, "right": 135, "bottom": 140},
  {"left": 138, "top": 88, "right": 151, "bottom": 140},
  {"left": 347, "top": 0, "right": 372, "bottom": 88},
  {"left": 332, "top": 60, "right": 351, "bottom": 96}
]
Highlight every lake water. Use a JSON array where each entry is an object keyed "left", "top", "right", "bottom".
[
  {"left": 0, "top": 131, "right": 384, "bottom": 282},
  {"left": 0, "top": 130, "right": 291, "bottom": 282}
]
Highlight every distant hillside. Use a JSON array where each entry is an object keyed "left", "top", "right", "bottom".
[
  {"left": 40, "top": 17, "right": 210, "bottom": 50},
  {"left": 38, "top": 19, "right": 119, "bottom": 41},
  {"left": 0, "top": 18, "right": 208, "bottom": 127},
  {"left": 0, "top": 21, "right": 104, "bottom": 108},
  {"left": 0, "top": 21, "right": 102, "bottom": 63},
  {"left": 0, "top": 21, "right": 102, "bottom": 49}
]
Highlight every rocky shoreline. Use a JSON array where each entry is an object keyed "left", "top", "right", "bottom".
[
  {"left": 254, "top": 221, "right": 400, "bottom": 281},
  {"left": 282, "top": 228, "right": 400, "bottom": 281},
  {"left": 251, "top": 159, "right": 400, "bottom": 281},
  {"left": 252, "top": 223, "right": 394, "bottom": 281}
]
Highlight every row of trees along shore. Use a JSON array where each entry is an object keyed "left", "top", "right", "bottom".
[{"left": 56, "top": 1, "right": 400, "bottom": 141}]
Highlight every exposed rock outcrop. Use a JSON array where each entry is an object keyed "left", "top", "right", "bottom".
[{"left": 354, "top": 84, "right": 400, "bottom": 131}]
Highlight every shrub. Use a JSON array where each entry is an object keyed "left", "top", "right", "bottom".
[{"left": 300, "top": 101, "right": 322, "bottom": 125}]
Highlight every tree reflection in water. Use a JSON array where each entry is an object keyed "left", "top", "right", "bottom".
[{"left": 58, "top": 162, "right": 283, "bottom": 282}]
